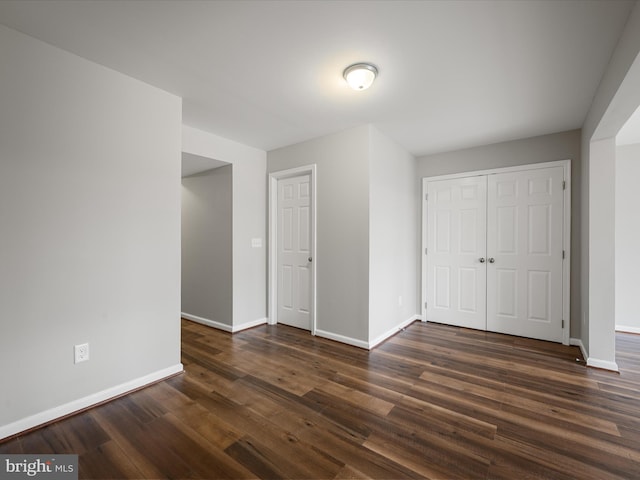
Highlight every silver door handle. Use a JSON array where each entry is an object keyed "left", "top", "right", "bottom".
[
  {"left": 488, "top": 257, "right": 495, "bottom": 263},
  {"left": 479, "top": 257, "right": 485, "bottom": 263}
]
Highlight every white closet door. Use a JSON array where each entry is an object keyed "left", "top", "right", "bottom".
[
  {"left": 427, "top": 176, "right": 487, "bottom": 330},
  {"left": 277, "top": 174, "right": 312, "bottom": 330},
  {"left": 486, "top": 167, "right": 564, "bottom": 342}
]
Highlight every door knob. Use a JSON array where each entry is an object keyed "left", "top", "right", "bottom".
[
  {"left": 308, "top": 257, "right": 312, "bottom": 262},
  {"left": 479, "top": 257, "right": 485, "bottom": 263},
  {"left": 488, "top": 257, "right": 495, "bottom": 263}
]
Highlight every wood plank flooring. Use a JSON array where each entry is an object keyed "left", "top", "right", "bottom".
[{"left": 2, "top": 319, "right": 640, "bottom": 479}]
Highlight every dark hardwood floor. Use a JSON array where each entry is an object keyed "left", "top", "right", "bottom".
[{"left": 2, "top": 319, "right": 640, "bottom": 479}]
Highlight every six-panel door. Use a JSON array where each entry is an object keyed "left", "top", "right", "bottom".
[
  {"left": 427, "top": 176, "right": 487, "bottom": 330},
  {"left": 277, "top": 174, "right": 312, "bottom": 330},
  {"left": 486, "top": 167, "right": 564, "bottom": 342}
]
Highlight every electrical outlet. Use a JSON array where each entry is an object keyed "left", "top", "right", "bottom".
[{"left": 74, "top": 343, "right": 89, "bottom": 364}]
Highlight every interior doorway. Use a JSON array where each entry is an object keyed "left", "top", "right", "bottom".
[
  {"left": 269, "top": 165, "right": 317, "bottom": 334},
  {"left": 587, "top": 48, "right": 640, "bottom": 371},
  {"left": 615, "top": 105, "right": 640, "bottom": 373},
  {"left": 180, "top": 153, "right": 233, "bottom": 330}
]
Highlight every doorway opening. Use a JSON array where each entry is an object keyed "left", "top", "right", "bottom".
[
  {"left": 615, "top": 105, "right": 640, "bottom": 373},
  {"left": 181, "top": 152, "right": 233, "bottom": 331}
]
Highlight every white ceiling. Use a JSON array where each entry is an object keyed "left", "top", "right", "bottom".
[{"left": 0, "top": 0, "right": 635, "bottom": 157}]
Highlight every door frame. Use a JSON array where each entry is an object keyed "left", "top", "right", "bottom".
[
  {"left": 268, "top": 164, "right": 317, "bottom": 334},
  {"left": 421, "top": 159, "right": 571, "bottom": 345}
]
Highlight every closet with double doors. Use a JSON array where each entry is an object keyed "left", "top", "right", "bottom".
[{"left": 422, "top": 161, "right": 570, "bottom": 344}]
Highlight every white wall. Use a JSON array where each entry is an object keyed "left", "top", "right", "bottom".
[
  {"left": 0, "top": 25, "right": 182, "bottom": 438},
  {"left": 369, "top": 127, "right": 419, "bottom": 344},
  {"left": 615, "top": 143, "right": 640, "bottom": 332},
  {"left": 182, "top": 165, "right": 233, "bottom": 328},
  {"left": 416, "top": 130, "right": 582, "bottom": 336},
  {"left": 182, "top": 126, "right": 268, "bottom": 331},
  {"left": 416, "top": 130, "right": 581, "bottom": 179},
  {"left": 267, "top": 126, "right": 371, "bottom": 344},
  {"left": 588, "top": 138, "right": 618, "bottom": 368},
  {"left": 581, "top": 1, "right": 640, "bottom": 369}
]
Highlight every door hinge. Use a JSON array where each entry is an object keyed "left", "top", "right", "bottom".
[
  {"left": 562, "top": 320, "right": 565, "bottom": 329},
  {"left": 425, "top": 247, "right": 428, "bottom": 255},
  {"left": 424, "top": 302, "right": 428, "bottom": 309},
  {"left": 562, "top": 250, "right": 565, "bottom": 259},
  {"left": 425, "top": 193, "right": 429, "bottom": 201},
  {"left": 562, "top": 180, "right": 566, "bottom": 190}
]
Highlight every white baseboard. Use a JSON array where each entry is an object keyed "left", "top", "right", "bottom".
[
  {"left": 182, "top": 313, "right": 267, "bottom": 333},
  {"left": 0, "top": 363, "right": 183, "bottom": 441},
  {"left": 232, "top": 317, "right": 267, "bottom": 332},
  {"left": 569, "top": 337, "right": 619, "bottom": 372},
  {"left": 586, "top": 357, "right": 619, "bottom": 372},
  {"left": 315, "top": 315, "right": 421, "bottom": 351},
  {"left": 569, "top": 337, "right": 588, "bottom": 362},
  {"left": 615, "top": 325, "right": 640, "bottom": 334},
  {"left": 315, "top": 329, "right": 369, "bottom": 349},
  {"left": 181, "top": 312, "right": 233, "bottom": 332},
  {"left": 369, "top": 315, "right": 420, "bottom": 349}
]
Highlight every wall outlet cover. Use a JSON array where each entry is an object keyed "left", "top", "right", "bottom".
[{"left": 74, "top": 343, "right": 89, "bottom": 363}]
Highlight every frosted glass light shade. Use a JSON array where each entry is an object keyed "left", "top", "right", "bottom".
[{"left": 343, "top": 63, "right": 378, "bottom": 90}]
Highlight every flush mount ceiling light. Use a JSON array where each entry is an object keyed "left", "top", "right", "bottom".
[{"left": 343, "top": 63, "right": 378, "bottom": 91}]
